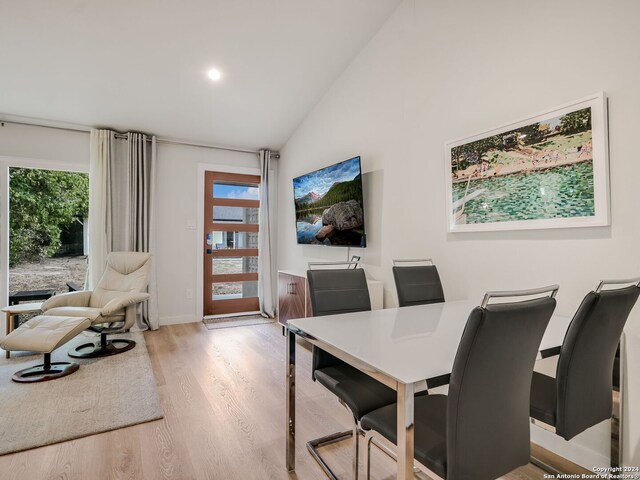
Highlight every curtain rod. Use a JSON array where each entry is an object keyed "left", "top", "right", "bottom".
[{"left": 0, "top": 117, "right": 272, "bottom": 156}]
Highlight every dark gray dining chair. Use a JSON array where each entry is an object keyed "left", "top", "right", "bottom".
[
  {"left": 361, "top": 285, "right": 559, "bottom": 480},
  {"left": 530, "top": 279, "right": 640, "bottom": 452},
  {"left": 392, "top": 258, "right": 445, "bottom": 307},
  {"left": 306, "top": 266, "right": 400, "bottom": 480}
]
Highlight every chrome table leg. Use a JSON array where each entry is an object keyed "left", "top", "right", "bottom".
[{"left": 286, "top": 328, "right": 296, "bottom": 471}]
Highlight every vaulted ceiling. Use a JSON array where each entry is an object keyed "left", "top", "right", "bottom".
[{"left": 0, "top": 0, "right": 401, "bottom": 150}]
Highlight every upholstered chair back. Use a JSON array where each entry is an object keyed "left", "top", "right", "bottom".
[
  {"left": 307, "top": 268, "right": 371, "bottom": 374},
  {"left": 392, "top": 264, "right": 445, "bottom": 307},
  {"left": 89, "top": 252, "right": 152, "bottom": 308},
  {"left": 447, "top": 297, "right": 556, "bottom": 480},
  {"left": 555, "top": 285, "right": 640, "bottom": 440}
]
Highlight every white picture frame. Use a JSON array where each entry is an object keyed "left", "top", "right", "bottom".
[{"left": 445, "top": 92, "right": 609, "bottom": 233}]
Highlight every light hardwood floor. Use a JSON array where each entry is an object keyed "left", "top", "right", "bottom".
[{"left": 0, "top": 322, "right": 589, "bottom": 479}]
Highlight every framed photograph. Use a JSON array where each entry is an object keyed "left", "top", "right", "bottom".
[{"left": 445, "top": 92, "right": 609, "bottom": 232}]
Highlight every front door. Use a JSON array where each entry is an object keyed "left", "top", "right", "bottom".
[{"left": 203, "top": 171, "right": 260, "bottom": 316}]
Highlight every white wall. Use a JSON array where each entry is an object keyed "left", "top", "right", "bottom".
[
  {"left": 155, "top": 143, "right": 258, "bottom": 325},
  {"left": 0, "top": 122, "right": 259, "bottom": 327},
  {"left": 277, "top": 0, "right": 640, "bottom": 467},
  {"left": 0, "top": 122, "right": 89, "bottom": 166}
]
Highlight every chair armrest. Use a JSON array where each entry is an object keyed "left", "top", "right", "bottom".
[
  {"left": 101, "top": 293, "right": 150, "bottom": 316},
  {"left": 42, "top": 290, "right": 93, "bottom": 310},
  {"left": 540, "top": 346, "right": 561, "bottom": 359}
]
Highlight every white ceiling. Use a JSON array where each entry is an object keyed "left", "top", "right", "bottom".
[{"left": 0, "top": 0, "right": 401, "bottom": 151}]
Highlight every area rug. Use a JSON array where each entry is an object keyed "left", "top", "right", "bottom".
[
  {"left": 203, "top": 314, "right": 274, "bottom": 330},
  {"left": 0, "top": 332, "right": 163, "bottom": 455}
]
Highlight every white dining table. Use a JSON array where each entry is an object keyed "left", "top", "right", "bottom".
[{"left": 285, "top": 299, "right": 572, "bottom": 479}]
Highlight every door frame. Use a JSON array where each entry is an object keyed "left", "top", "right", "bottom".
[
  {"left": 0, "top": 155, "right": 89, "bottom": 317},
  {"left": 196, "top": 163, "right": 261, "bottom": 321}
]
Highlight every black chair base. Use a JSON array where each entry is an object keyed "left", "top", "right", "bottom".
[
  {"left": 12, "top": 353, "right": 79, "bottom": 383},
  {"left": 69, "top": 338, "right": 136, "bottom": 358}
]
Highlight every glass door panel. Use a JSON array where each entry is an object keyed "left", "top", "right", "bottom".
[
  {"left": 212, "top": 257, "right": 259, "bottom": 275},
  {"left": 213, "top": 205, "right": 259, "bottom": 224},
  {"left": 212, "top": 281, "right": 259, "bottom": 300},
  {"left": 209, "top": 231, "right": 259, "bottom": 249}
]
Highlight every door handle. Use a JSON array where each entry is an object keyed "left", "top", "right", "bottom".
[{"left": 206, "top": 248, "right": 213, "bottom": 254}]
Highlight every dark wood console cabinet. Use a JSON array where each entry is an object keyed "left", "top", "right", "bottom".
[
  {"left": 278, "top": 271, "right": 312, "bottom": 328},
  {"left": 277, "top": 270, "right": 382, "bottom": 331}
]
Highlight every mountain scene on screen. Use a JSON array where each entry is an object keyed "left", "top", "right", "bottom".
[{"left": 293, "top": 157, "right": 366, "bottom": 247}]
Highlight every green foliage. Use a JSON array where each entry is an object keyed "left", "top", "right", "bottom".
[
  {"left": 295, "top": 175, "right": 363, "bottom": 218},
  {"left": 559, "top": 107, "right": 592, "bottom": 135},
  {"left": 451, "top": 122, "right": 550, "bottom": 171},
  {"left": 451, "top": 135, "right": 502, "bottom": 170},
  {"left": 9, "top": 168, "right": 88, "bottom": 266},
  {"left": 517, "top": 123, "right": 544, "bottom": 146},
  {"left": 310, "top": 175, "right": 363, "bottom": 209}
]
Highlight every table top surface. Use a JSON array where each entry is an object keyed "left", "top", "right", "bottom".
[
  {"left": 288, "top": 299, "right": 572, "bottom": 385},
  {"left": 2, "top": 302, "right": 44, "bottom": 314}
]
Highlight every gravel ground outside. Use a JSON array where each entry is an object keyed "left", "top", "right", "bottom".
[
  {"left": 9, "top": 256, "right": 250, "bottom": 298},
  {"left": 9, "top": 256, "right": 88, "bottom": 295},
  {"left": 212, "top": 258, "right": 255, "bottom": 296}
]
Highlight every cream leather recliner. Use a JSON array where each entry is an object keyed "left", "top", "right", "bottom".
[{"left": 41, "top": 252, "right": 152, "bottom": 358}]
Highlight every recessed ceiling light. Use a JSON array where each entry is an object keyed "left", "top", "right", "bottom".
[{"left": 207, "top": 68, "right": 222, "bottom": 81}]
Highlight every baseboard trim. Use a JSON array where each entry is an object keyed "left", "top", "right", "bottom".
[
  {"left": 159, "top": 315, "right": 199, "bottom": 326},
  {"left": 531, "top": 425, "right": 610, "bottom": 470},
  {"left": 203, "top": 310, "right": 262, "bottom": 320}
]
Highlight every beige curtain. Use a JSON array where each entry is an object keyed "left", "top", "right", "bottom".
[
  {"left": 87, "top": 129, "right": 114, "bottom": 290},
  {"left": 258, "top": 150, "right": 277, "bottom": 318},
  {"left": 87, "top": 129, "right": 159, "bottom": 330}
]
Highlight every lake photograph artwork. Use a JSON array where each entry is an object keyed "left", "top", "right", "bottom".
[
  {"left": 293, "top": 157, "right": 366, "bottom": 246},
  {"left": 445, "top": 94, "right": 610, "bottom": 232}
]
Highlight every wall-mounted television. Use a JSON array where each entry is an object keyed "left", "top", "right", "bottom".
[{"left": 293, "top": 156, "right": 366, "bottom": 247}]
